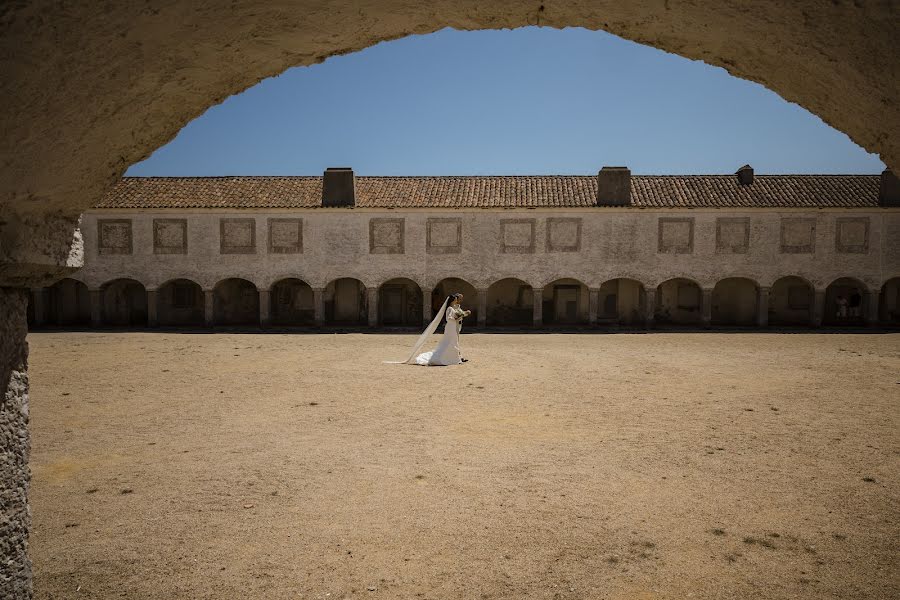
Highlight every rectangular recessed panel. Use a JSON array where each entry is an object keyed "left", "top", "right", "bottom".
[
  {"left": 153, "top": 219, "right": 187, "bottom": 254},
  {"left": 369, "top": 218, "right": 404, "bottom": 254},
  {"left": 658, "top": 218, "right": 694, "bottom": 254},
  {"left": 268, "top": 218, "right": 303, "bottom": 254},
  {"left": 220, "top": 218, "right": 256, "bottom": 254},
  {"left": 780, "top": 218, "right": 815, "bottom": 254},
  {"left": 98, "top": 219, "right": 132, "bottom": 255}
]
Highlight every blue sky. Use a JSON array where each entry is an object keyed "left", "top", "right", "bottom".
[{"left": 127, "top": 27, "right": 885, "bottom": 176}]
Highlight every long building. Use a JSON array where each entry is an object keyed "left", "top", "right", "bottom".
[{"left": 29, "top": 166, "right": 900, "bottom": 329}]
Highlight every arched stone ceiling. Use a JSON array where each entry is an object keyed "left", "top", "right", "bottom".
[{"left": 1, "top": 0, "right": 897, "bottom": 223}]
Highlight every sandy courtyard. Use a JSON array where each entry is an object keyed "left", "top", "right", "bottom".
[{"left": 26, "top": 331, "right": 899, "bottom": 599}]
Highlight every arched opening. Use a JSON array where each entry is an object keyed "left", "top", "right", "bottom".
[
  {"left": 46, "top": 279, "right": 91, "bottom": 326},
  {"left": 598, "top": 279, "right": 645, "bottom": 326},
  {"left": 824, "top": 278, "right": 868, "bottom": 326},
  {"left": 324, "top": 278, "right": 366, "bottom": 326},
  {"left": 432, "top": 278, "right": 478, "bottom": 327},
  {"left": 879, "top": 278, "right": 900, "bottom": 325},
  {"left": 655, "top": 278, "right": 702, "bottom": 326},
  {"left": 213, "top": 278, "right": 259, "bottom": 326},
  {"left": 158, "top": 279, "right": 204, "bottom": 327},
  {"left": 378, "top": 278, "right": 422, "bottom": 327},
  {"left": 270, "top": 278, "right": 315, "bottom": 326},
  {"left": 101, "top": 278, "right": 148, "bottom": 327},
  {"left": 542, "top": 279, "right": 589, "bottom": 325},
  {"left": 711, "top": 278, "right": 759, "bottom": 326},
  {"left": 487, "top": 278, "right": 533, "bottom": 326},
  {"left": 769, "top": 276, "right": 814, "bottom": 326}
]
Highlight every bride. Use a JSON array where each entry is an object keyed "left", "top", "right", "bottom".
[{"left": 387, "top": 293, "right": 471, "bottom": 366}]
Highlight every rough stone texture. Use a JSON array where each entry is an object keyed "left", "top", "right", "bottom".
[
  {"left": 0, "top": 288, "right": 31, "bottom": 600},
  {"left": 1, "top": 2, "right": 898, "bottom": 239}
]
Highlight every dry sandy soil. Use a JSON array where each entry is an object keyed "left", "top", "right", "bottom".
[{"left": 27, "top": 331, "right": 900, "bottom": 600}]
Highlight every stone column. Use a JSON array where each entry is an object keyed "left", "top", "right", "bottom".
[
  {"left": 865, "top": 292, "right": 880, "bottom": 326},
  {"left": 701, "top": 288, "right": 713, "bottom": 328},
  {"left": 588, "top": 288, "right": 600, "bottom": 326},
  {"left": 367, "top": 287, "right": 378, "bottom": 327},
  {"left": 313, "top": 288, "right": 325, "bottom": 326},
  {"left": 756, "top": 286, "right": 770, "bottom": 327},
  {"left": 532, "top": 287, "right": 544, "bottom": 327},
  {"left": 0, "top": 289, "right": 32, "bottom": 600},
  {"left": 31, "top": 289, "right": 46, "bottom": 327},
  {"left": 146, "top": 290, "right": 158, "bottom": 327},
  {"left": 645, "top": 287, "right": 656, "bottom": 329},
  {"left": 477, "top": 289, "right": 488, "bottom": 328},
  {"left": 0, "top": 212, "right": 82, "bottom": 599},
  {"left": 204, "top": 290, "right": 215, "bottom": 327},
  {"left": 422, "top": 287, "right": 433, "bottom": 327},
  {"left": 811, "top": 290, "right": 826, "bottom": 327},
  {"left": 90, "top": 290, "right": 102, "bottom": 327},
  {"left": 258, "top": 289, "right": 270, "bottom": 326}
]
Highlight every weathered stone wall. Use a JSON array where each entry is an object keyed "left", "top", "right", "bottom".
[
  {"left": 0, "top": 289, "right": 31, "bottom": 600},
  {"left": 74, "top": 208, "right": 900, "bottom": 294}
]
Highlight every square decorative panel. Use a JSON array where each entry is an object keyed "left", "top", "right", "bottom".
[
  {"left": 426, "top": 218, "right": 461, "bottom": 254},
  {"left": 546, "top": 218, "right": 582, "bottom": 252},
  {"left": 657, "top": 217, "right": 694, "bottom": 254},
  {"left": 500, "top": 219, "right": 535, "bottom": 254},
  {"left": 268, "top": 218, "right": 303, "bottom": 254},
  {"left": 835, "top": 217, "right": 868, "bottom": 253},
  {"left": 153, "top": 219, "right": 187, "bottom": 254},
  {"left": 220, "top": 218, "right": 256, "bottom": 254},
  {"left": 780, "top": 218, "right": 816, "bottom": 254},
  {"left": 369, "top": 218, "right": 404, "bottom": 254},
  {"left": 98, "top": 219, "right": 132, "bottom": 255},
  {"left": 715, "top": 217, "right": 750, "bottom": 254}
]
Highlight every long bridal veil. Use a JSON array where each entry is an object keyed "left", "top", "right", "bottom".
[{"left": 384, "top": 297, "right": 449, "bottom": 364}]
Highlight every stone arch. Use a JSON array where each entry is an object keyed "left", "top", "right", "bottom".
[
  {"left": 261, "top": 273, "right": 313, "bottom": 292},
  {"left": 47, "top": 278, "right": 91, "bottom": 326},
  {"left": 655, "top": 277, "right": 703, "bottom": 326},
  {"left": 100, "top": 278, "right": 148, "bottom": 327},
  {"left": 270, "top": 278, "right": 315, "bottom": 326},
  {"left": 879, "top": 277, "right": 900, "bottom": 325},
  {"left": 769, "top": 276, "right": 814, "bottom": 326},
  {"left": 823, "top": 277, "right": 869, "bottom": 326},
  {"left": 213, "top": 278, "right": 259, "bottom": 326},
  {"left": 711, "top": 277, "right": 759, "bottom": 326},
  {"left": 4, "top": 3, "right": 896, "bottom": 235},
  {"left": 157, "top": 278, "right": 204, "bottom": 326},
  {"left": 598, "top": 278, "right": 647, "bottom": 326},
  {"left": 542, "top": 278, "right": 589, "bottom": 325},
  {"left": 378, "top": 278, "right": 422, "bottom": 326},
  {"left": 324, "top": 278, "right": 367, "bottom": 326},
  {"left": 486, "top": 278, "right": 533, "bottom": 326}
]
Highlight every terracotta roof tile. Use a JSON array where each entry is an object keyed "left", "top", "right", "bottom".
[{"left": 94, "top": 174, "right": 882, "bottom": 209}]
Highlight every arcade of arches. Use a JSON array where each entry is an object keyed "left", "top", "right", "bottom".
[
  {"left": 27, "top": 276, "right": 900, "bottom": 330},
  {"left": 2, "top": 3, "right": 900, "bottom": 598}
]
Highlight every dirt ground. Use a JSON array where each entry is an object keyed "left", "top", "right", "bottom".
[{"left": 26, "top": 331, "right": 900, "bottom": 600}]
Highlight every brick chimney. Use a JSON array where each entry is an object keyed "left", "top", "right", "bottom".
[
  {"left": 736, "top": 164, "right": 754, "bottom": 185},
  {"left": 879, "top": 169, "right": 900, "bottom": 206},
  {"left": 597, "top": 167, "right": 631, "bottom": 206},
  {"left": 322, "top": 167, "right": 356, "bottom": 207}
]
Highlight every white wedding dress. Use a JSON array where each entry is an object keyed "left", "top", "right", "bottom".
[
  {"left": 385, "top": 298, "right": 467, "bottom": 366},
  {"left": 415, "top": 305, "right": 465, "bottom": 366}
]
